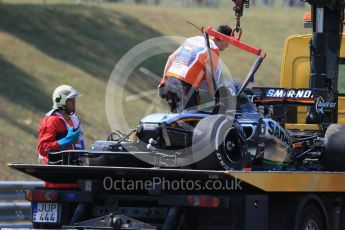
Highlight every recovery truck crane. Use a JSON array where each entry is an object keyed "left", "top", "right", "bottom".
[{"left": 7, "top": 0, "right": 345, "bottom": 229}]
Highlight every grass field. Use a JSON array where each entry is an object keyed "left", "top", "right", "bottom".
[{"left": 0, "top": 1, "right": 306, "bottom": 180}]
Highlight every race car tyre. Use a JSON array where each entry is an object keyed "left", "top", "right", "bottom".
[
  {"left": 298, "top": 204, "right": 325, "bottom": 230},
  {"left": 193, "top": 115, "right": 250, "bottom": 170},
  {"left": 322, "top": 124, "right": 345, "bottom": 171}
]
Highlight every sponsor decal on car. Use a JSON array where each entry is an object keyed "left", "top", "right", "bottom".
[
  {"left": 263, "top": 119, "right": 292, "bottom": 150},
  {"left": 265, "top": 88, "right": 313, "bottom": 99},
  {"left": 315, "top": 96, "right": 337, "bottom": 114},
  {"left": 252, "top": 87, "right": 317, "bottom": 105}
]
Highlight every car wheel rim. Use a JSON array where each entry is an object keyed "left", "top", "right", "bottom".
[
  {"left": 222, "top": 130, "right": 242, "bottom": 163},
  {"left": 304, "top": 220, "right": 319, "bottom": 230}
]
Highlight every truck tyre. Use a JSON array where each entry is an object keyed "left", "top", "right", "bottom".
[
  {"left": 193, "top": 115, "right": 250, "bottom": 170},
  {"left": 322, "top": 124, "right": 345, "bottom": 171},
  {"left": 298, "top": 204, "right": 325, "bottom": 230}
]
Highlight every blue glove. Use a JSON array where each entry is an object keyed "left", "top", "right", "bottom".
[{"left": 57, "top": 127, "right": 80, "bottom": 149}]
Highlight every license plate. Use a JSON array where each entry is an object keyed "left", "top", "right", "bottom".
[{"left": 32, "top": 203, "right": 59, "bottom": 223}]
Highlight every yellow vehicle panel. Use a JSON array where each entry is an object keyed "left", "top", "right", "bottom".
[
  {"left": 280, "top": 34, "right": 345, "bottom": 126},
  {"left": 227, "top": 171, "right": 345, "bottom": 192}
]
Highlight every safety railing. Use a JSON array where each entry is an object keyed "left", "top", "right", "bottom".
[{"left": 0, "top": 181, "right": 44, "bottom": 228}]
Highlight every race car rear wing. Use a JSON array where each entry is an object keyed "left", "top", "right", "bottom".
[
  {"left": 251, "top": 87, "right": 337, "bottom": 113},
  {"left": 252, "top": 87, "right": 314, "bottom": 105}
]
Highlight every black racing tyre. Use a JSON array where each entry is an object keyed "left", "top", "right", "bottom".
[
  {"left": 322, "top": 124, "right": 345, "bottom": 171},
  {"left": 298, "top": 204, "right": 325, "bottom": 230},
  {"left": 193, "top": 115, "right": 250, "bottom": 170}
]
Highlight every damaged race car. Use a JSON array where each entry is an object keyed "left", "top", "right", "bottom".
[{"left": 48, "top": 28, "right": 345, "bottom": 172}]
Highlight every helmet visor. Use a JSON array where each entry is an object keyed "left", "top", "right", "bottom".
[{"left": 66, "top": 90, "right": 81, "bottom": 99}]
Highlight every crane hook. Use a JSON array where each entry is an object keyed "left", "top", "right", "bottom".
[{"left": 232, "top": 0, "right": 250, "bottom": 34}]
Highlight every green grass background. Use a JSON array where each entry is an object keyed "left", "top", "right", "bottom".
[{"left": 0, "top": 0, "right": 306, "bottom": 180}]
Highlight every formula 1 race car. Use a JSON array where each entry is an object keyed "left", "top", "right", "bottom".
[
  {"left": 47, "top": 54, "right": 345, "bottom": 172},
  {"left": 45, "top": 27, "right": 345, "bottom": 172}
]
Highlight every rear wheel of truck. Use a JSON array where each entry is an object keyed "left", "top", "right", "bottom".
[
  {"left": 193, "top": 115, "right": 250, "bottom": 170},
  {"left": 322, "top": 124, "right": 345, "bottom": 171},
  {"left": 298, "top": 204, "right": 325, "bottom": 230}
]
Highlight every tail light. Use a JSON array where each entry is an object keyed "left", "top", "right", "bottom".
[
  {"left": 26, "top": 190, "right": 58, "bottom": 202},
  {"left": 304, "top": 12, "right": 311, "bottom": 22},
  {"left": 187, "top": 196, "right": 220, "bottom": 208}
]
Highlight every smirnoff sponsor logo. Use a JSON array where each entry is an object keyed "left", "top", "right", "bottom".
[{"left": 266, "top": 89, "right": 313, "bottom": 99}]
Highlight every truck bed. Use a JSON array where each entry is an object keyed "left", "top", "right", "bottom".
[{"left": 8, "top": 163, "right": 345, "bottom": 192}]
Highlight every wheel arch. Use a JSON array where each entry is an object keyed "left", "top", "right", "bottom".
[{"left": 293, "top": 193, "right": 329, "bottom": 230}]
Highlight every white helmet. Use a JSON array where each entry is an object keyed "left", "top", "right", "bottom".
[{"left": 52, "top": 85, "right": 80, "bottom": 109}]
